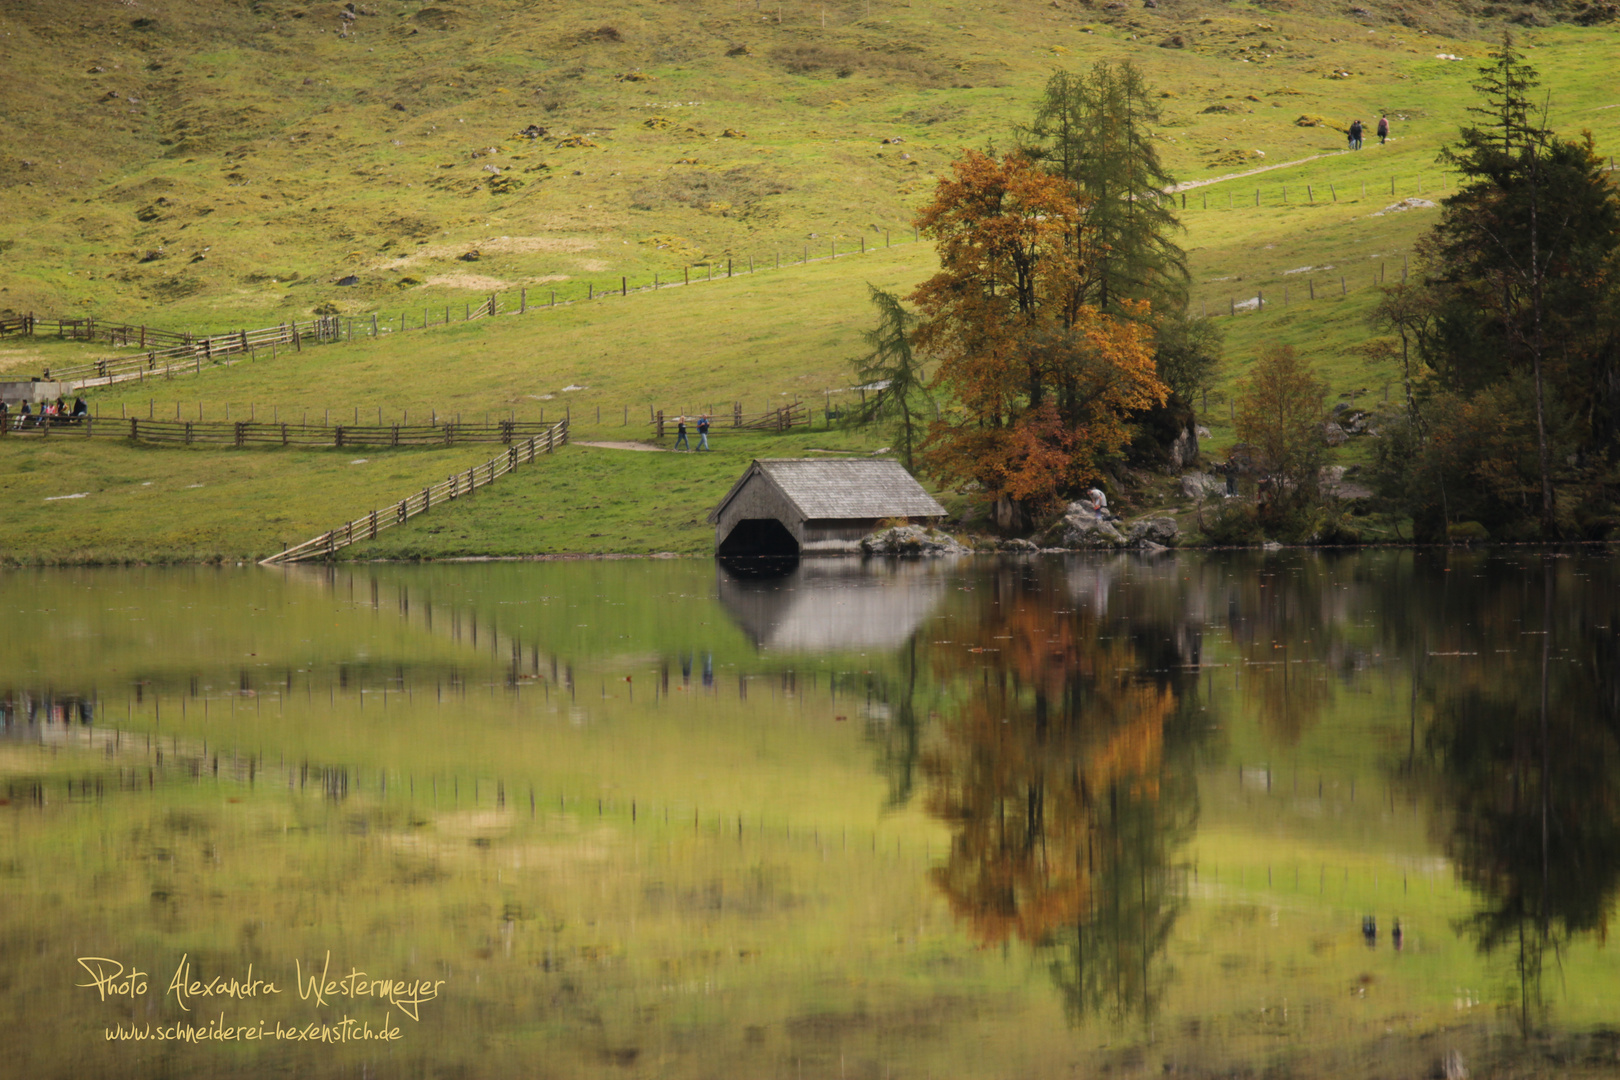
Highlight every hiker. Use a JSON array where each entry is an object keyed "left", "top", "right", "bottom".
[
  {"left": 1349, "top": 119, "right": 1363, "bottom": 150},
  {"left": 1377, "top": 115, "right": 1390, "bottom": 145},
  {"left": 674, "top": 417, "right": 689, "bottom": 451},
  {"left": 697, "top": 414, "right": 710, "bottom": 451},
  {"left": 1088, "top": 488, "right": 1107, "bottom": 514},
  {"left": 71, "top": 396, "right": 88, "bottom": 418}
]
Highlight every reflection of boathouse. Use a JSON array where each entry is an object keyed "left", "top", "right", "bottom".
[
  {"left": 717, "top": 557, "right": 948, "bottom": 653},
  {"left": 708, "top": 458, "right": 947, "bottom": 556}
]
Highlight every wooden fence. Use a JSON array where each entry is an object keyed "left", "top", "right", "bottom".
[
  {"left": 260, "top": 419, "right": 569, "bottom": 565},
  {"left": 0, "top": 412, "right": 564, "bottom": 447},
  {"left": 33, "top": 316, "right": 346, "bottom": 388},
  {"left": 122, "top": 417, "right": 558, "bottom": 448},
  {"left": 651, "top": 402, "right": 807, "bottom": 438},
  {"left": 0, "top": 313, "right": 37, "bottom": 337}
]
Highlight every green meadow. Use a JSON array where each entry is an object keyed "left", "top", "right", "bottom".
[{"left": 2, "top": 2, "right": 1618, "bottom": 559}]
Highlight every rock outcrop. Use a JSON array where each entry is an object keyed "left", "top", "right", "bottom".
[
  {"left": 860, "top": 524, "right": 966, "bottom": 555},
  {"left": 1037, "top": 503, "right": 1129, "bottom": 549},
  {"left": 1127, "top": 517, "right": 1179, "bottom": 546},
  {"left": 1180, "top": 472, "right": 1224, "bottom": 500}
]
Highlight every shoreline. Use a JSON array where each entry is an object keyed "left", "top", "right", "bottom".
[{"left": 4, "top": 539, "right": 1618, "bottom": 569}]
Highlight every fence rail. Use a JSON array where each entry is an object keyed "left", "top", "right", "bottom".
[
  {"left": 260, "top": 419, "right": 569, "bottom": 565},
  {"left": 650, "top": 402, "right": 807, "bottom": 438},
  {"left": 36, "top": 316, "right": 345, "bottom": 388},
  {"left": 121, "top": 417, "right": 558, "bottom": 448}
]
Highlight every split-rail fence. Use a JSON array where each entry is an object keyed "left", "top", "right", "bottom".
[{"left": 260, "top": 419, "right": 569, "bottom": 565}]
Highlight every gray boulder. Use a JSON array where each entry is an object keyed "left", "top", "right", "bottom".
[
  {"left": 860, "top": 524, "right": 966, "bottom": 556},
  {"left": 1323, "top": 421, "right": 1349, "bottom": 446},
  {"left": 1180, "top": 472, "right": 1223, "bottom": 500},
  {"left": 1039, "top": 502, "right": 1128, "bottom": 549},
  {"left": 1128, "top": 516, "right": 1179, "bottom": 546}
]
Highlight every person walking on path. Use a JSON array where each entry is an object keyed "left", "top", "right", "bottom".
[
  {"left": 696, "top": 414, "right": 710, "bottom": 451},
  {"left": 674, "top": 417, "right": 690, "bottom": 451},
  {"left": 1377, "top": 115, "right": 1390, "bottom": 145},
  {"left": 1349, "top": 119, "right": 1364, "bottom": 150}
]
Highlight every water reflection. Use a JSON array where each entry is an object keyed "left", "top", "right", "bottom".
[
  {"left": 1411, "top": 557, "right": 1620, "bottom": 1035},
  {"left": 717, "top": 555, "right": 951, "bottom": 653},
  {"left": 906, "top": 563, "right": 1208, "bottom": 1023},
  {"left": 5, "top": 554, "right": 1620, "bottom": 1078}
]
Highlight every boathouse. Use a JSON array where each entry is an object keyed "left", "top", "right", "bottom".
[{"left": 707, "top": 458, "right": 947, "bottom": 556}]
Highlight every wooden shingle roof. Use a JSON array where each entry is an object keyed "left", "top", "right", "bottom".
[{"left": 708, "top": 458, "right": 947, "bottom": 524}]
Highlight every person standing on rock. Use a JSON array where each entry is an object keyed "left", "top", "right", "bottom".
[{"left": 1377, "top": 115, "right": 1390, "bottom": 145}]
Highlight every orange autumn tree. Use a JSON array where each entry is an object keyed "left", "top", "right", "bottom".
[{"left": 911, "top": 149, "right": 1168, "bottom": 526}]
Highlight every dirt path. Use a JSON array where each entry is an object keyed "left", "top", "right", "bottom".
[
  {"left": 1167, "top": 149, "right": 1354, "bottom": 194},
  {"left": 576, "top": 440, "right": 668, "bottom": 452}
]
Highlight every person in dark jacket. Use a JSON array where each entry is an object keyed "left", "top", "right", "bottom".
[
  {"left": 674, "top": 418, "right": 689, "bottom": 451},
  {"left": 1349, "top": 119, "right": 1364, "bottom": 150}
]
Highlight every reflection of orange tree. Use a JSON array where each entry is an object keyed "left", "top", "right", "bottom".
[
  {"left": 921, "top": 593, "right": 1198, "bottom": 1021},
  {"left": 1240, "top": 660, "right": 1332, "bottom": 748}
]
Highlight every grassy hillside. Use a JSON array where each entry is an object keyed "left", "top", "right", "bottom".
[
  {"left": 2, "top": 1, "right": 1617, "bottom": 560},
  {"left": 6, "top": 0, "right": 1614, "bottom": 328}
]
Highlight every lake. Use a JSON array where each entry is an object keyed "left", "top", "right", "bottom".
[{"left": 3, "top": 551, "right": 1617, "bottom": 1078}]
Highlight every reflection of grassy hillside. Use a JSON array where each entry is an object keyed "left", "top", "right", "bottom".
[{"left": 9, "top": 555, "right": 1620, "bottom": 1075}]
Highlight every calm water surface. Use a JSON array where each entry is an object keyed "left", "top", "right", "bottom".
[{"left": 3, "top": 551, "right": 1618, "bottom": 1078}]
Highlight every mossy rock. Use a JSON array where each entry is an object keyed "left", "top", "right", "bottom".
[{"left": 1447, "top": 520, "right": 1490, "bottom": 543}]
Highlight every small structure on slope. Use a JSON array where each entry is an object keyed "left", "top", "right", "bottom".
[{"left": 707, "top": 458, "right": 947, "bottom": 556}]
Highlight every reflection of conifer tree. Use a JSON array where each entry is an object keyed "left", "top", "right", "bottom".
[
  {"left": 869, "top": 635, "right": 924, "bottom": 808},
  {"left": 1418, "top": 561, "right": 1620, "bottom": 1033},
  {"left": 1048, "top": 756, "right": 1197, "bottom": 1024}
]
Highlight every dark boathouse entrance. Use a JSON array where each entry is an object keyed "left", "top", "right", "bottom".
[{"left": 707, "top": 458, "right": 947, "bottom": 557}]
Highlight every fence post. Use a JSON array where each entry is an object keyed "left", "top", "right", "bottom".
[{"left": 521, "top": 288, "right": 527, "bottom": 313}]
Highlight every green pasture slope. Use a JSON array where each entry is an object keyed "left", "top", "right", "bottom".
[{"left": 1, "top": 0, "right": 1617, "bottom": 561}]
